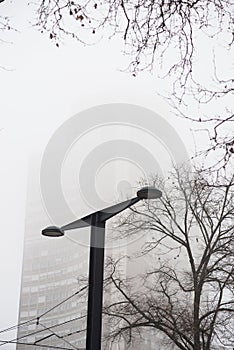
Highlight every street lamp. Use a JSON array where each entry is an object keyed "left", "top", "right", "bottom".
[{"left": 42, "top": 186, "right": 162, "bottom": 350}]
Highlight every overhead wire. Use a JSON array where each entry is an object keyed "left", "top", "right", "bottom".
[
  {"left": 60, "top": 328, "right": 86, "bottom": 339},
  {"left": 0, "top": 339, "right": 80, "bottom": 350},
  {"left": 0, "top": 285, "right": 87, "bottom": 337},
  {"left": 0, "top": 285, "right": 87, "bottom": 348},
  {"left": 0, "top": 315, "right": 86, "bottom": 348},
  {"left": 0, "top": 318, "right": 37, "bottom": 335},
  {"left": 37, "top": 321, "right": 86, "bottom": 341},
  {"left": 39, "top": 286, "right": 87, "bottom": 319},
  {"left": 37, "top": 321, "right": 78, "bottom": 350}
]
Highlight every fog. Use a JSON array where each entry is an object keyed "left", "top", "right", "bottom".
[{"left": 0, "top": 1, "right": 209, "bottom": 347}]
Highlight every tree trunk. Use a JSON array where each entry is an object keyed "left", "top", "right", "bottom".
[{"left": 194, "top": 286, "right": 201, "bottom": 350}]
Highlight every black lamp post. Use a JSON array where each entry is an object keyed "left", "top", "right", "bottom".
[{"left": 42, "top": 186, "right": 162, "bottom": 350}]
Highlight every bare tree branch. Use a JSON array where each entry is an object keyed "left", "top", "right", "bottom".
[{"left": 103, "top": 168, "right": 234, "bottom": 349}]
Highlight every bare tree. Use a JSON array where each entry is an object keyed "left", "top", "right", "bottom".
[
  {"left": 35, "top": 1, "right": 232, "bottom": 80},
  {"left": 34, "top": 0, "right": 233, "bottom": 167},
  {"left": 0, "top": 1, "right": 17, "bottom": 71},
  {"left": 103, "top": 168, "right": 234, "bottom": 350},
  {"left": 1, "top": 1, "right": 233, "bottom": 165},
  {"left": 0, "top": 14, "right": 11, "bottom": 41}
]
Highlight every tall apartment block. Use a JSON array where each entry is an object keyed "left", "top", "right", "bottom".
[{"left": 17, "top": 161, "right": 89, "bottom": 350}]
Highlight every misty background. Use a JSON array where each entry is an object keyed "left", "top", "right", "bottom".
[{"left": 0, "top": 0, "right": 219, "bottom": 344}]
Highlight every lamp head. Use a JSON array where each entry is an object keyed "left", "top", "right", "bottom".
[
  {"left": 41, "top": 226, "right": 64, "bottom": 237},
  {"left": 137, "top": 186, "right": 162, "bottom": 200}
]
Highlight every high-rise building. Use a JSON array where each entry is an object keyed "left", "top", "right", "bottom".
[{"left": 17, "top": 160, "right": 89, "bottom": 350}]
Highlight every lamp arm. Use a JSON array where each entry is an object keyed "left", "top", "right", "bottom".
[
  {"left": 98, "top": 197, "right": 140, "bottom": 222},
  {"left": 61, "top": 197, "right": 141, "bottom": 231}
]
